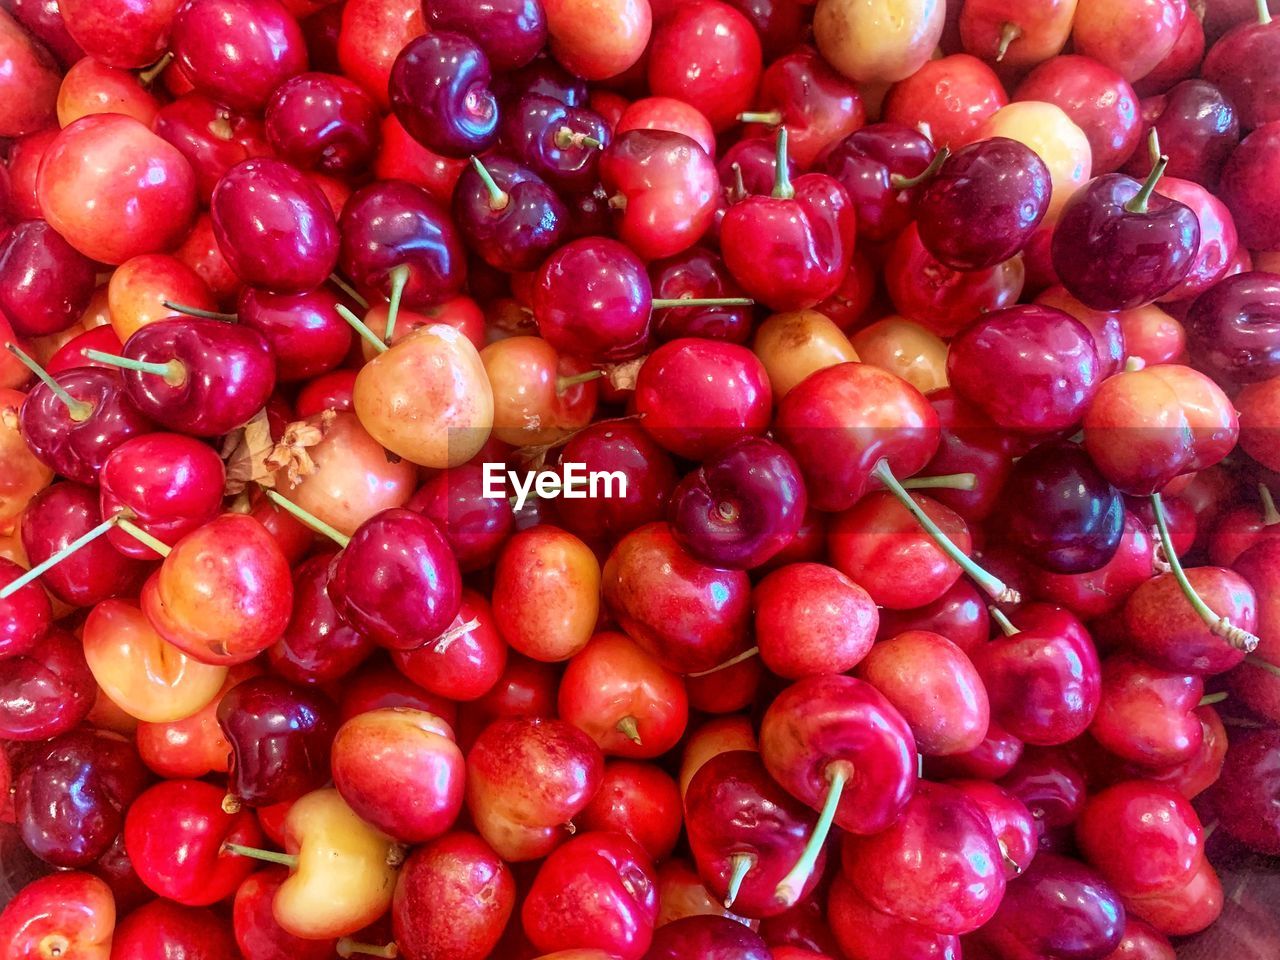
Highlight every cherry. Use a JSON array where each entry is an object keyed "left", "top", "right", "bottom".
[
  {"left": 685, "top": 750, "right": 823, "bottom": 917},
  {"left": 958, "top": 0, "right": 1075, "bottom": 71},
  {"left": 235, "top": 868, "right": 336, "bottom": 960},
  {"left": 542, "top": 0, "right": 651, "bottom": 81},
  {"left": 423, "top": 0, "right": 545, "bottom": 71},
  {"left": 8, "top": 0, "right": 83, "bottom": 68},
  {"left": 151, "top": 95, "right": 271, "bottom": 205},
  {"left": 0, "top": 872, "right": 115, "bottom": 960},
  {"left": 602, "top": 521, "right": 751, "bottom": 674},
  {"left": 998, "top": 745, "right": 1088, "bottom": 842},
  {"left": 647, "top": 0, "right": 760, "bottom": 132},
  {"left": 1076, "top": 780, "right": 1203, "bottom": 896},
  {"left": 820, "top": 123, "right": 936, "bottom": 244},
  {"left": 650, "top": 247, "right": 753, "bottom": 344},
  {"left": 1032, "top": 511, "right": 1157, "bottom": 619},
  {"left": 1124, "top": 562, "right": 1257, "bottom": 674},
  {"left": 617, "top": 97, "right": 716, "bottom": 157},
  {"left": 407, "top": 466, "right": 514, "bottom": 572},
  {"left": 925, "top": 719, "right": 1024, "bottom": 783},
  {"left": 1128, "top": 80, "right": 1240, "bottom": 188},
  {"left": 753, "top": 309, "right": 859, "bottom": 399},
  {"left": 949, "top": 778, "right": 1037, "bottom": 880},
  {"left": 522, "top": 831, "right": 658, "bottom": 960},
  {"left": 392, "top": 832, "right": 514, "bottom": 960},
  {"left": 0, "top": 629, "right": 96, "bottom": 741},
  {"left": 883, "top": 54, "right": 1007, "bottom": 150},
  {"left": 390, "top": 32, "right": 498, "bottom": 158},
  {"left": 1154, "top": 176, "right": 1240, "bottom": 302},
  {"left": 170, "top": 0, "right": 307, "bottom": 112},
  {"left": 1090, "top": 652, "right": 1204, "bottom": 769},
  {"left": 646, "top": 914, "right": 772, "bottom": 960},
  {"left": 1208, "top": 727, "right": 1280, "bottom": 855},
  {"left": 454, "top": 156, "right": 568, "bottom": 273},
  {"left": 338, "top": 660, "right": 458, "bottom": 729},
  {"left": 813, "top": 0, "right": 945, "bottom": 85},
  {"left": 264, "top": 72, "right": 379, "bottom": 175},
  {"left": 827, "top": 873, "right": 960, "bottom": 960},
  {"left": 1185, "top": 271, "right": 1280, "bottom": 386},
  {"left": 0, "top": 9, "right": 60, "bottom": 138},
  {"left": 1033, "top": 285, "right": 1129, "bottom": 379},
  {"left": 235, "top": 287, "right": 353, "bottom": 382},
  {"left": 1202, "top": 0, "right": 1280, "bottom": 130},
  {"left": 0, "top": 219, "right": 96, "bottom": 339},
  {"left": 878, "top": 578, "right": 991, "bottom": 657},
  {"left": 336, "top": 0, "right": 423, "bottom": 108},
  {"left": 112, "top": 900, "right": 239, "bottom": 960},
  {"left": 1222, "top": 121, "right": 1280, "bottom": 251},
  {"left": 500, "top": 93, "right": 611, "bottom": 193},
  {"left": 579, "top": 761, "right": 682, "bottom": 862},
  {"left": 0, "top": 556, "right": 51, "bottom": 659}
]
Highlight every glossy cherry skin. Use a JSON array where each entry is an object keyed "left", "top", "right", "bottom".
[
  {"left": 1032, "top": 511, "right": 1156, "bottom": 619},
  {"left": 821, "top": 123, "right": 936, "bottom": 243},
  {"left": 36, "top": 114, "right": 197, "bottom": 265},
  {"left": 113, "top": 318, "right": 275, "bottom": 438},
  {"left": 267, "top": 552, "right": 373, "bottom": 686},
  {"left": 1127, "top": 80, "right": 1240, "bottom": 188},
  {"left": 111, "top": 900, "right": 239, "bottom": 960},
  {"left": 522, "top": 831, "right": 658, "bottom": 960},
  {"left": 0, "top": 872, "right": 115, "bottom": 960},
  {"left": 1052, "top": 171, "right": 1201, "bottom": 311},
  {"left": 579, "top": 761, "right": 682, "bottom": 862},
  {"left": 684, "top": 750, "right": 822, "bottom": 919},
  {"left": 761, "top": 674, "right": 917, "bottom": 836},
  {"left": 170, "top": 0, "right": 307, "bottom": 112},
  {"left": 18, "top": 367, "right": 154, "bottom": 486},
  {"left": 124, "top": 779, "right": 263, "bottom": 905},
  {"left": 408, "top": 466, "right": 514, "bottom": 572},
  {"left": 339, "top": 180, "right": 467, "bottom": 308},
  {"left": 534, "top": 237, "right": 652, "bottom": 361},
  {"left": 264, "top": 72, "right": 379, "bottom": 175},
  {"left": 828, "top": 873, "right": 960, "bottom": 960},
  {"left": 0, "top": 556, "right": 51, "bottom": 659},
  {"left": 882, "top": 53, "right": 1006, "bottom": 151},
  {"left": 1225, "top": 117, "right": 1280, "bottom": 248},
  {"left": 1202, "top": 10, "right": 1280, "bottom": 130},
  {"left": 236, "top": 287, "right": 352, "bottom": 382},
  {"left": 754, "top": 562, "right": 878, "bottom": 678},
  {"left": 1076, "top": 780, "right": 1203, "bottom": 896},
  {"left": 211, "top": 158, "right": 339, "bottom": 295},
  {"left": 0, "top": 630, "right": 96, "bottom": 741},
  {"left": 0, "top": 219, "right": 97, "bottom": 338},
  {"left": 22, "top": 482, "right": 146, "bottom": 607},
  {"left": 916, "top": 137, "right": 1051, "bottom": 271},
  {"left": 390, "top": 32, "right": 498, "bottom": 158},
  {"left": 328, "top": 508, "right": 462, "bottom": 652},
  {"left": 500, "top": 93, "right": 611, "bottom": 193},
  {"left": 151, "top": 95, "right": 271, "bottom": 205},
  {"left": 600, "top": 129, "right": 720, "bottom": 261},
  {"left": 143, "top": 513, "right": 293, "bottom": 666},
  {"left": 1185, "top": 271, "right": 1280, "bottom": 386},
  {"left": 1154, "top": 177, "right": 1239, "bottom": 302},
  {"left": 948, "top": 305, "right": 1102, "bottom": 433},
  {"left": 424, "top": 0, "right": 545, "bottom": 70},
  {"left": 948, "top": 779, "right": 1037, "bottom": 881},
  {"left": 232, "top": 865, "right": 336, "bottom": 960},
  {"left": 649, "top": 247, "right": 752, "bottom": 344},
  {"left": 602, "top": 522, "right": 751, "bottom": 675},
  {"left": 453, "top": 156, "right": 567, "bottom": 272},
  {"left": 392, "top": 832, "right": 514, "bottom": 960},
  {"left": 1123, "top": 566, "right": 1256, "bottom": 675},
  {"left": 842, "top": 781, "right": 1005, "bottom": 935},
  {"left": 0, "top": 9, "right": 58, "bottom": 138},
  {"left": 1208, "top": 728, "right": 1280, "bottom": 855},
  {"left": 972, "top": 853, "right": 1125, "bottom": 960}
]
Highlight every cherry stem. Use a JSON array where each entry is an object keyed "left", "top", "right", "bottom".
[
  {"left": 262, "top": 489, "right": 351, "bottom": 547},
  {"left": 730, "top": 162, "right": 746, "bottom": 201},
  {"left": 989, "top": 606, "right": 1020, "bottom": 636},
  {"left": 686, "top": 646, "right": 760, "bottom": 678},
  {"left": 469, "top": 156, "right": 510, "bottom": 212},
  {"left": 4, "top": 342, "right": 93, "bottom": 422},
  {"left": 900, "top": 472, "right": 977, "bottom": 491},
  {"left": 557, "top": 369, "right": 604, "bottom": 393},
  {"left": 1126, "top": 139, "right": 1169, "bottom": 214},
  {"left": 553, "top": 127, "right": 603, "bottom": 150},
  {"left": 335, "top": 304, "right": 389, "bottom": 355},
  {"left": 1259, "top": 484, "right": 1279, "bottom": 526},
  {"left": 724, "top": 852, "right": 756, "bottom": 909},
  {"left": 162, "top": 301, "right": 236, "bottom": 322},
  {"left": 83, "top": 349, "right": 186, "bottom": 387},
  {"left": 330, "top": 273, "right": 369, "bottom": 309},
  {"left": 738, "top": 110, "right": 783, "bottom": 126},
  {"left": 996, "top": 21, "right": 1022, "bottom": 61},
  {"left": 890, "top": 146, "right": 951, "bottom": 191},
  {"left": 651, "top": 297, "right": 755, "bottom": 309},
  {"left": 0, "top": 514, "right": 118, "bottom": 600},
  {"left": 1149, "top": 492, "right": 1259, "bottom": 652},
  {"left": 1198, "top": 691, "right": 1229, "bottom": 706},
  {"left": 774, "top": 761, "right": 852, "bottom": 908},
  {"left": 337, "top": 941, "right": 398, "bottom": 959},
  {"left": 221, "top": 843, "right": 298, "bottom": 868},
  {"left": 874, "top": 459, "right": 1020, "bottom": 603},
  {"left": 616, "top": 715, "right": 642, "bottom": 744},
  {"left": 115, "top": 518, "right": 172, "bottom": 558},
  {"left": 772, "top": 127, "right": 794, "bottom": 200},
  {"left": 137, "top": 51, "right": 173, "bottom": 86},
  {"left": 1245, "top": 654, "right": 1280, "bottom": 680},
  {"left": 1258, "top": 0, "right": 1273, "bottom": 25},
  {"left": 384, "top": 264, "right": 410, "bottom": 344},
  {"left": 431, "top": 616, "right": 481, "bottom": 653}
]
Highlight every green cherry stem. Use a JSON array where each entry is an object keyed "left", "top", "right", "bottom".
[
  {"left": 556, "top": 369, "right": 604, "bottom": 393},
  {"left": 772, "top": 126, "right": 794, "bottom": 200},
  {"left": 137, "top": 51, "right": 173, "bottom": 86},
  {"left": 1198, "top": 691, "right": 1229, "bottom": 707},
  {"left": 651, "top": 297, "right": 755, "bottom": 309},
  {"left": 115, "top": 518, "right": 172, "bottom": 558},
  {"left": 335, "top": 304, "right": 389, "bottom": 355},
  {"left": 890, "top": 146, "right": 950, "bottom": 191},
  {"left": 262, "top": 489, "right": 351, "bottom": 547},
  {"left": 686, "top": 646, "right": 761, "bottom": 678},
  {"left": 1127, "top": 135, "right": 1169, "bottom": 214},
  {"left": 337, "top": 940, "right": 399, "bottom": 959},
  {"left": 469, "top": 156, "right": 510, "bottom": 211},
  {"left": 723, "top": 852, "right": 756, "bottom": 910},
  {"left": 989, "top": 606, "right": 1020, "bottom": 637},
  {"left": 83, "top": 349, "right": 187, "bottom": 387},
  {"left": 738, "top": 110, "right": 783, "bottom": 126},
  {"left": 221, "top": 843, "right": 298, "bottom": 868},
  {"left": 616, "top": 716, "right": 642, "bottom": 745},
  {"left": 0, "top": 514, "right": 120, "bottom": 600},
  {"left": 1149, "top": 492, "right": 1259, "bottom": 652},
  {"left": 1259, "top": 484, "right": 1279, "bottom": 525},
  {"left": 995, "top": 21, "right": 1023, "bottom": 61},
  {"left": 330, "top": 273, "right": 369, "bottom": 309},
  {"left": 1245, "top": 654, "right": 1280, "bottom": 680},
  {"left": 900, "top": 472, "right": 978, "bottom": 491},
  {"left": 553, "top": 127, "right": 603, "bottom": 150},
  {"left": 4, "top": 342, "right": 93, "bottom": 422},
  {"left": 383, "top": 264, "right": 411, "bottom": 344},
  {"left": 161, "top": 301, "right": 237, "bottom": 322},
  {"left": 1258, "top": 0, "right": 1272, "bottom": 25},
  {"left": 774, "top": 761, "right": 852, "bottom": 908}
]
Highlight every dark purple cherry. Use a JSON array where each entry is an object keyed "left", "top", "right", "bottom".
[
  {"left": 0, "top": 219, "right": 97, "bottom": 338},
  {"left": 15, "top": 729, "right": 149, "bottom": 868},
  {"left": 1004, "top": 440, "right": 1124, "bottom": 574},
  {"left": 170, "top": 0, "right": 308, "bottom": 113},
  {"left": 338, "top": 180, "right": 467, "bottom": 309},
  {"left": 327, "top": 508, "right": 463, "bottom": 651},
  {"left": 407, "top": 464, "right": 516, "bottom": 572},
  {"left": 916, "top": 138, "right": 1051, "bottom": 271},
  {"left": 821, "top": 123, "right": 938, "bottom": 243},
  {"left": 264, "top": 72, "right": 381, "bottom": 175},
  {"left": 90, "top": 318, "right": 276, "bottom": 438},
  {"left": 423, "top": 0, "right": 547, "bottom": 71},
  {"left": 669, "top": 436, "right": 807, "bottom": 570},
  {"left": 18, "top": 367, "right": 154, "bottom": 485},
  {"left": 1185, "top": 270, "right": 1280, "bottom": 386},
  {"left": 493, "top": 55, "right": 587, "bottom": 108},
  {"left": 267, "top": 552, "right": 375, "bottom": 685},
  {"left": 500, "top": 93, "right": 610, "bottom": 193},
  {"left": 0, "top": 629, "right": 96, "bottom": 741},
  {"left": 211, "top": 158, "right": 340, "bottom": 295},
  {"left": 649, "top": 247, "right": 753, "bottom": 344},
  {"left": 217, "top": 675, "right": 337, "bottom": 807},
  {"left": 21, "top": 483, "right": 147, "bottom": 608},
  {"left": 1201, "top": 6, "right": 1280, "bottom": 131},
  {"left": 1051, "top": 152, "right": 1202, "bottom": 311},
  {"left": 1126, "top": 80, "right": 1239, "bottom": 188},
  {"left": 236, "top": 285, "right": 354, "bottom": 382},
  {"left": 453, "top": 155, "right": 567, "bottom": 273},
  {"left": 390, "top": 32, "right": 499, "bottom": 158},
  {"left": 645, "top": 915, "right": 771, "bottom": 960},
  {"left": 533, "top": 236, "right": 652, "bottom": 361},
  {"left": 0, "top": 557, "right": 51, "bottom": 660}
]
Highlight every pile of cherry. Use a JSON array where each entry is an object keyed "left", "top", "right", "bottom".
[{"left": 2, "top": 0, "right": 1280, "bottom": 956}]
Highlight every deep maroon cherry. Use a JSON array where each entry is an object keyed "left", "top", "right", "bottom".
[
  {"left": 649, "top": 247, "right": 753, "bottom": 344},
  {"left": 236, "top": 286, "right": 354, "bottom": 382},
  {"left": 1185, "top": 271, "right": 1280, "bottom": 385},
  {"left": 0, "top": 629, "right": 96, "bottom": 741},
  {"left": 408, "top": 464, "right": 516, "bottom": 573},
  {"left": 915, "top": 137, "right": 1051, "bottom": 270},
  {"left": 646, "top": 915, "right": 772, "bottom": 960},
  {"left": 493, "top": 55, "right": 587, "bottom": 108},
  {"left": 669, "top": 436, "right": 806, "bottom": 570},
  {"left": 0, "top": 219, "right": 97, "bottom": 338},
  {"left": 1003, "top": 440, "right": 1124, "bottom": 573},
  {"left": 90, "top": 318, "right": 276, "bottom": 438},
  {"left": 5, "top": 0, "right": 83, "bottom": 68},
  {"left": 268, "top": 551, "right": 375, "bottom": 685},
  {"left": 264, "top": 72, "right": 381, "bottom": 175},
  {"left": 152, "top": 95, "right": 272, "bottom": 205},
  {"left": 390, "top": 32, "right": 499, "bottom": 158},
  {"left": 339, "top": 180, "right": 467, "bottom": 308},
  {"left": 423, "top": 0, "right": 547, "bottom": 71},
  {"left": 500, "top": 93, "right": 611, "bottom": 193},
  {"left": 1125, "top": 80, "right": 1240, "bottom": 188},
  {"left": 533, "top": 236, "right": 652, "bottom": 361},
  {"left": 821, "top": 123, "right": 937, "bottom": 243},
  {"left": 217, "top": 675, "right": 338, "bottom": 807},
  {"left": 0, "top": 557, "right": 51, "bottom": 660},
  {"left": 328, "top": 508, "right": 463, "bottom": 651},
  {"left": 18, "top": 366, "right": 154, "bottom": 485},
  {"left": 1201, "top": 2, "right": 1280, "bottom": 130},
  {"left": 211, "top": 158, "right": 340, "bottom": 295},
  {"left": 453, "top": 156, "right": 568, "bottom": 273},
  {"left": 1209, "top": 728, "right": 1280, "bottom": 855}
]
